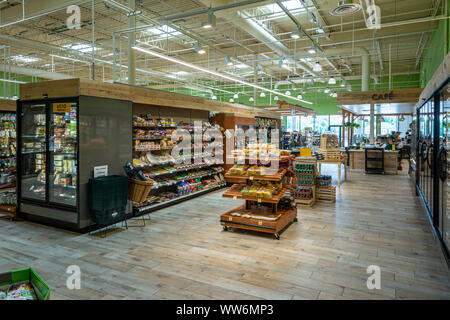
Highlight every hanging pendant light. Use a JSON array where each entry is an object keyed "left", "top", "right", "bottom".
[
  {"left": 313, "top": 61, "right": 322, "bottom": 72},
  {"left": 324, "top": 87, "right": 330, "bottom": 94},
  {"left": 249, "top": 97, "right": 254, "bottom": 102},
  {"left": 308, "top": 44, "right": 316, "bottom": 54},
  {"left": 233, "top": 92, "right": 239, "bottom": 99},
  {"left": 274, "top": 96, "right": 279, "bottom": 101},
  {"left": 260, "top": 91, "right": 266, "bottom": 97},
  {"left": 297, "top": 94, "right": 302, "bottom": 99},
  {"left": 328, "top": 77, "right": 336, "bottom": 85},
  {"left": 229, "top": 98, "right": 234, "bottom": 103},
  {"left": 285, "top": 90, "right": 291, "bottom": 96},
  {"left": 211, "top": 95, "right": 217, "bottom": 100}
]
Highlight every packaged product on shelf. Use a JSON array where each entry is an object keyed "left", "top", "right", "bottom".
[
  {"left": 229, "top": 164, "right": 247, "bottom": 175},
  {"left": 247, "top": 165, "right": 265, "bottom": 176}
]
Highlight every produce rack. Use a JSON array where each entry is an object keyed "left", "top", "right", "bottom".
[{"left": 220, "top": 167, "right": 296, "bottom": 240}]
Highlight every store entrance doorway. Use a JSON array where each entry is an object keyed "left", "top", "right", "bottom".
[{"left": 328, "top": 125, "right": 342, "bottom": 147}]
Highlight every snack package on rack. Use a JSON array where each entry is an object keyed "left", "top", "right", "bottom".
[{"left": 4, "top": 283, "right": 37, "bottom": 300}]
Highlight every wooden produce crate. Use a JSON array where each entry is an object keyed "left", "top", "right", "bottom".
[
  {"left": 222, "top": 184, "right": 286, "bottom": 204},
  {"left": 294, "top": 186, "right": 316, "bottom": 207},
  {"left": 318, "top": 149, "right": 345, "bottom": 161},
  {"left": 224, "top": 169, "right": 287, "bottom": 182},
  {"left": 316, "top": 185, "right": 336, "bottom": 203}
]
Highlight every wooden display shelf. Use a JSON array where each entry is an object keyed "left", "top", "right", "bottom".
[
  {"left": 0, "top": 181, "right": 15, "bottom": 189},
  {"left": 220, "top": 204, "right": 297, "bottom": 239},
  {"left": 0, "top": 205, "right": 16, "bottom": 218},
  {"left": 222, "top": 184, "right": 286, "bottom": 204},
  {"left": 224, "top": 169, "right": 286, "bottom": 182}
]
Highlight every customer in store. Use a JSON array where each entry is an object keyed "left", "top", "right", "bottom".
[{"left": 387, "top": 131, "right": 403, "bottom": 170}]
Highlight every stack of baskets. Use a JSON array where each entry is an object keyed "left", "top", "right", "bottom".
[{"left": 88, "top": 175, "right": 128, "bottom": 225}]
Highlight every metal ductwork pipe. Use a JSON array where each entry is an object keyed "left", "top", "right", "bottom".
[
  {"left": 0, "top": 64, "right": 73, "bottom": 80},
  {"left": 307, "top": 46, "right": 370, "bottom": 91}
]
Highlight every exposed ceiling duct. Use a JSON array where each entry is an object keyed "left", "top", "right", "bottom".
[{"left": 330, "top": 1, "right": 362, "bottom": 16}]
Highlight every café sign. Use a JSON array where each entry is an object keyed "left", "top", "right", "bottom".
[{"left": 371, "top": 91, "right": 393, "bottom": 101}]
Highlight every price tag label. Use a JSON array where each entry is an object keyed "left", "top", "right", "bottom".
[
  {"left": 249, "top": 176, "right": 254, "bottom": 181},
  {"left": 228, "top": 217, "right": 233, "bottom": 221},
  {"left": 258, "top": 221, "right": 262, "bottom": 226},
  {"left": 258, "top": 198, "right": 262, "bottom": 203},
  {"left": 53, "top": 102, "right": 72, "bottom": 113},
  {"left": 233, "top": 196, "right": 237, "bottom": 200}
]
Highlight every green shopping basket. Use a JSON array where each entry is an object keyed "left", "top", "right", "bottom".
[{"left": 0, "top": 268, "right": 50, "bottom": 300}]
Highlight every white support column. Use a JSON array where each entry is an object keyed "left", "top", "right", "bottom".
[
  {"left": 369, "top": 103, "right": 375, "bottom": 144},
  {"left": 127, "top": 0, "right": 136, "bottom": 85}
]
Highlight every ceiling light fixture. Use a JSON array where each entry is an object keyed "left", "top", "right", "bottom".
[
  {"left": 308, "top": 45, "right": 316, "bottom": 54},
  {"left": 229, "top": 98, "right": 234, "bottom": 103},
  {"left": 340, "top": 82, "right": 346, "bottom": 87},
  {"left": 202, "top": 11, "right": 216, "bottom": 29},
  {"left": 132, "top": 46, "right": 313, "bottom": 104},
  {"left": 224, "top": 56, "right": 233, "bottom": 66},
  {"left": 274, "top": 96, "right": 279, "bottom": 101},
  {"left": 260, "top": 91, "right": 266, "bottom": 98},
  {"left": 0, "top": 78, "right": 26, "bottom": 84},
  {"left": 285, "top": 90, "right": 291, "bottom": 96},
  {"left": 313, "top": 61, "right": 322, "bottom": 72},
  {"left": 328, "top": 77, "right": 336, "bottom": 85},
  {"left": 290, "top": 28, "right": 301, "bottom": 39},
  {"left": 249, "top": 97, "right": 254, "bottom": 102},
  {"left": 324, "top": 87, "right": 330, "bottom": 94},
  {"left": 194, "top": 42, "right": 205, "bottom": 54},
  {"left": 297, "top": 94, "right": 302, "bottom": 99},
  {"left": 211, "top": 95, "right": 217, "bottom": 100},
  {"left": 233, "top": 93, "right": 239, "bottom": 99}
]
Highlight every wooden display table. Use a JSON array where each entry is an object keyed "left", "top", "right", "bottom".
[
  {"left": 348, "top": 149, "right": 398, "bottom": 174},
  {"left": 316, "top": 158, "right": 347, "bottom": 188},
  {"left": 220, "top": 205, "right": 297, "bottom": 240},
  {"left": 221, "top": 167, "right": 296, "bottom": 239}
]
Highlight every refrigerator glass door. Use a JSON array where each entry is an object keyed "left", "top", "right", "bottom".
[
  {"left": 49, "top": 102, "right": 78, "bottom": 207},
  {"left": 440, "top": 82, "right": 450, "bottom": 246},
  {"left": 20, "top": 103, "right": 47, "bottom": 201}
]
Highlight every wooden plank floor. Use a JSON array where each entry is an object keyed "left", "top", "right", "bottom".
[{"left": 0, "top": 162, "right": 449, "bottom": 300}]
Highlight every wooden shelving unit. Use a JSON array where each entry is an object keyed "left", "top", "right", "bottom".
[
  {"left": 220, "top": 167, "right": 296, "bottom": 240},
  {"left": 224, "top": 168, "right": 287, "bottom": 182}
]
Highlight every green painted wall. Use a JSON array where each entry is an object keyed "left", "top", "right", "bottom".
[
  {"left": 0, "top": 72, "right": 43, "bottom": 99},
  {"left": 420, "top": 0, "right": 449, "bottom": 87}
]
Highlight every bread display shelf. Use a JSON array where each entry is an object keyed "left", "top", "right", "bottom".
[
  {"left": 224, "top": 169, "right": 286, "bottom": 182},
  {"left": 220, "top": 205, "right": 297, "bottom": 238},
  {"left": 222, "top": 184, "right": 286, "bottom": 204},
  {"left": 0, "top": 205, "right": 16, "bottom": 218}
]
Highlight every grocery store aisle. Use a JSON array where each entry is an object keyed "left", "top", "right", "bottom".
[{"left": 0, "top": 166, "right": 449, "bottom": 300}]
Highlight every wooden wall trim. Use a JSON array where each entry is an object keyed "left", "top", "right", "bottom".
[
  {"left": 20, "top": 78, "right": 280, "bottom": 119},
  {"left": 0, "top": 99, "right": 17, "bottom": 112}
]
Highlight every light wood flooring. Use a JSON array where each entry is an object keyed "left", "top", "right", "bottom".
[{"left": 0, "top": 163, "right": 449, "bottom": 300}]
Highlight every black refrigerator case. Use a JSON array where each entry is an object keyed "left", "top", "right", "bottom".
[{"left": 17, "top": 96, "right": 132, "bottom": 232}]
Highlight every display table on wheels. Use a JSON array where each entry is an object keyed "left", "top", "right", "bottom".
[
  {"left": 317, "top": 159, "right": 347, "bottom": 188},
  {"left": 220, "top": 168, "right": 297, "bottom": 240}
]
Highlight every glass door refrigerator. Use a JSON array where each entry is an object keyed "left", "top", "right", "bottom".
[
  {"left": 18, "top": 99, "right": 79, "bottom": 227},
  {"left": 438, "top": 79, "right": 450, "bottom": 251},
  {"left": 416, "top": 76, "right": 450, "bottom": 266},
  {"left": 17, "top": 94, "right": 133, "bottom": 232}
]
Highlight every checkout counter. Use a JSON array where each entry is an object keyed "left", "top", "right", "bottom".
[{"left": 348, "top": 147, "right": 399, "bottom": 174}]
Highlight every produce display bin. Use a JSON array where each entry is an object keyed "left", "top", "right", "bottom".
[{"left": 0, "top": 268, "right": 50, "bottom": 300}]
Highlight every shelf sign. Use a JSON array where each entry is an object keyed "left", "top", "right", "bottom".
[
  {"left": 94, "top": 165, "right": 108, "bottom": 178},
  {"left": 53, "top": 102, "right": 71, "bottom": 113},
  {"left": 371, "top": 91, "right": 393, "bottom": 101}
]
